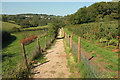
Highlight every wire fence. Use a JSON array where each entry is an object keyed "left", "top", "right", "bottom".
[
  {"left": 64, "top": 31, "right": 117, "bottom": 78},
  {"left": 3, "top": 33, "right": 55, "bottom": 78}
]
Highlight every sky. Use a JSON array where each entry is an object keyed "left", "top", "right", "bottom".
[{"left": 1, "top": 0, "right": 112, "bottom": 16}]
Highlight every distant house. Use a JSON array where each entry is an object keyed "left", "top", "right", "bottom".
[
  {"left": 41, "top": 16, "right": 44, "bottom": 18},
  {"left": 48, "top": 18, "right": 51, "bottom": 20},
  {"left": 24, "top": 15, "right": 33, "bottom": 18}
]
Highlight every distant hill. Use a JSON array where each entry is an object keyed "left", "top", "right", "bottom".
[{"left": 2, "top": 13, "right": 63, "bottom": 28}]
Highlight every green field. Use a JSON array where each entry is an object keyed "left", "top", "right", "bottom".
[
  {"left": 2, "top": 21, "right": 21, "bottom": 31},
  {"left": 64, "top": 28, "right": 118, "bottom": 78},
  {"left": 2, "top": 21, "right": 49, "bottom": 32}
]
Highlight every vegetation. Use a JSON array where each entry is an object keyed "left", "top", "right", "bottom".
[
  {"left": 65, "top": 21, "right": 119, "bottom": 48},
  {"left": 2, "top": 1, "right": 119, "bottom": 78},
  {"left": 2, "top": 14, "right": 64, "bottom": 28},
  {"left": 2, "top": 29, "right": 50, "bottom": 78},
  {"left": 2, "top": 13, "right": 62, "bottom": 78},
  {"left": 66, "top": 2, "right": 119, "bottom": 24},
  {"left": 2, "top": 21, "right": 21, "bottom": 32},
  {"left": 2, "top": 31, "right": 12, "bottom": 43},
  {"left": 64, "top": 28, "right": 118, "bottom": 78}
]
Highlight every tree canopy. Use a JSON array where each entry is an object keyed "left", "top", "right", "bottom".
[{"left": 66, "top": 2, "right": 119, "bottom": 25}]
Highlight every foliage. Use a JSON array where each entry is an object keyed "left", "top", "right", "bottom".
[
  {"left": 3, "top": 14, "right": 63, "bottom": 28},
  {"left": 66, "top": 21, "right": 118, "bottom": 47},
  {"left": 30, "top": 17, "right": 39, "bottom": 27},
  {"left": 19, "top": 35, "right": 38, "bottom": 45},
  {"left": 66, "top": 2, "right": 119, "bottom": 25},
  {"left": 64, "top": 28, "right": 118, "bottom": 78},
  {"left": 2, "top": 31, "right": 11, "bottom": 43},
  {"left": 2, "top": 29, "right": 50, "bottom": 78},
  {"left": 20, "top": 18, "right": 31, "bottom": 28},
  {"left": 2, "top": 15, "right": 8, "bottom": 22},
  {"left": 10, "top": 27, "right": 21, "bottom": 33},
  {"left": 48, "top": 18, "right": 65, "bottom": 36}
]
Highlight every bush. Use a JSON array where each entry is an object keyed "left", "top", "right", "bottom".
[
  {"left": 2, "top": 31, "right": 11, "bottom": 43},
  {"left": 19, "top": 35, "right": 38, "bottom": 45},
  {"left": 9, "top": 27, "right": 20, "bottom": 33}
]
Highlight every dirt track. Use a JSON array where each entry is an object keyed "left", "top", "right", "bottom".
[{"left": 32, "top": 30, "right": 71, "bottom": 78}]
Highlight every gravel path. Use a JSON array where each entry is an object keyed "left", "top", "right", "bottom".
[{"left": 32, "top": 30, "right": 71, "bottom": 78}]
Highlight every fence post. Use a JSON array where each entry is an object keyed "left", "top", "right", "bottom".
[
  {"left": 119, "top": 43, "right": 120, "bottom": 49},
  {"left": 64, "top": 32, "right": 65, "bottom": 38},
  {"left": 21, "top": 43, "right": 29, "bottom": 71},
  {"left": 45, "top": 36, "right": 46, "bottom": 49},
  {"left": 70, "top": 34, "right": 72, "bottom": 49},
  {"left": 78, "top": 37, "right": 81, "bottom": 63},
  {"left": 65, "top": 32, "right": 66, "bottom": 39},
  {"left": 68, "top": 34, "right": 69, "bottom": 47},
  {"left": 37, "top": 38, "right": 42, "bottom": 53},
  {"left": 50, "top": 35, "right": 52, "bottom": 43}
]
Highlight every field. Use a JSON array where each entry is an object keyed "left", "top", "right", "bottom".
[
  {"left": 64, "top": 22, "right": 119, "bottom": 78},
  {"left": 2, "top": 21, "right": 49, "bottom": 32},
  {"left": 2, "top": 21, "right": 21, "bottom": 31}
]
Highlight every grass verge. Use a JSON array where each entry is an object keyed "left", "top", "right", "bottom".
[{"left": 63, "top": 38, "right": 91, "bottom": 78}]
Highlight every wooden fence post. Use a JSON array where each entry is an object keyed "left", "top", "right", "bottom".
[
  {"left": 70, "top": 34, "right": 72, "bottom": 49},
  {"left": 50, "top": 35, "right": 52, "bottom": 43},
  {"left": 78, "top": 37, "right": 81, "bottom": 63},
  {"left": 64, "top": 32, "right": 65, "bottom": 38},
  {"left": 66, "top": 33, "right": 67, "bottom": 39},
  {"left": 68, "top": 34, "right": 69, "bottom": 46},
  {"left": 119, "top": 43, "right": 120, "bottom": 49},
  {"left": 37, "top": 38, "right": 42, "bottom": 53},
  {"left": 65, "top": 32, "right": 66, "bottom": 39},
  {"left": 21, "top": 43, "right": 29, "bottom": 71},
  {"left": 45, "top": 36, "right": 46, "bottom": 49}
]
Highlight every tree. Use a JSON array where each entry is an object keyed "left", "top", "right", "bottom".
[
  {"left": 30, "top": 17, "right": 39, "bottom": 27},
  {"left": 2, "top": 15, "right": 8, "bottom": 22},
  {"left": 20, "top": 18, "right": 30, "bottom": 28}
]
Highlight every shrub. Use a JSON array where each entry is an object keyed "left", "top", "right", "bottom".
[
  {"left": 9, "top": 27, "right": 20, "bottom": 33},
  {"left": 19, "top": 35, "right": 38, "bottom": 45},
  {"left": 2, "top": 31, "right": 11, "bottom": 43}
]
